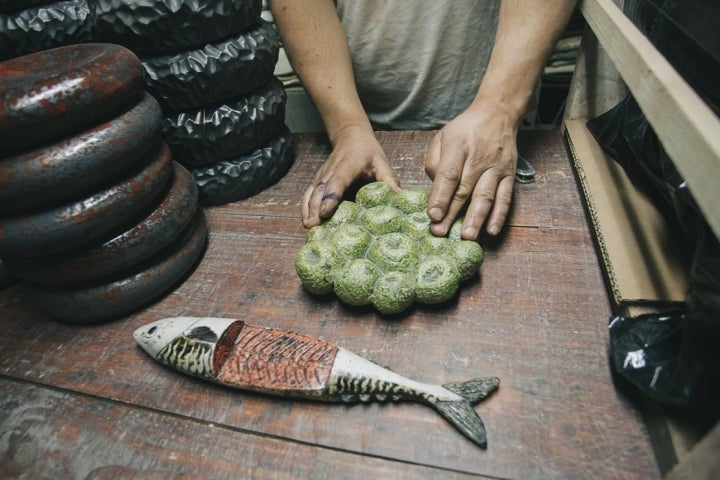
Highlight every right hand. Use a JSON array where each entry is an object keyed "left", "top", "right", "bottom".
[{"left": 302, "top": 125, "right": 400, "bottom": 228}]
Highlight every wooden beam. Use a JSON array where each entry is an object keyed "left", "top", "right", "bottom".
[
  {"left": 664, "top": 420, "right": 720, "bottom": 480},
  {"left": 563, "top": 15, "right": 627, "bottom": 123},
  {"left": 578, "top": 0, "right": 720, "bottom": 240}
]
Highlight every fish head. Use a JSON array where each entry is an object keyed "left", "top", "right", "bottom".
[{"left": 133, "top": 316, "right": 237, "bottom": 358}]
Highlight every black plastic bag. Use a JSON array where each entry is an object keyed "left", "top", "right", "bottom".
[{"left": 609, "top": 310, "right": 720, "bottom": 409}]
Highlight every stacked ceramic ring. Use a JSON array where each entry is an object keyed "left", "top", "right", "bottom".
[
  {"left": 93, "top": 0, "right": 295, "bottom": 206},
  {"left": 0, "top": 0, "right": 94, "bottom": 61},
  {"left": 0, "top": 44, "right": 208, "bottom": 324},
  {"left": 0, "top": 260, "right": 15, "bottom": 291}
]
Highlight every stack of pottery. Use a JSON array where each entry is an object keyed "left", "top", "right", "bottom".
[
  {"left": 93, "top": 0, "right": 295, "bottom": 206},
  {"left": 0, "top": 0, "right": 96, "bottom": 292},
  {"left": 0, "top": 44, "right": 207, "bottom": 324},
  {"left": 0, "top": 0, "right": 93, "bottom": 61}
]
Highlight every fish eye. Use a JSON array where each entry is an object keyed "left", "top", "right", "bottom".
[{"left": 148, "top": 326, "right": 157, "bottom": 334}]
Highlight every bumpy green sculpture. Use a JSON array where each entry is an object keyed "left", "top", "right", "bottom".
[{"left": 295, "top": 182, "right": 484, "bottom": 314}]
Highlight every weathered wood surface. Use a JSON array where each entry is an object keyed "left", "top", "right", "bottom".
[
  {"left": 0, "top": 130, "right": 660, "bottom": 479},
  {"left": 0, "top": 380, "right": 483, "bottom": 480}
]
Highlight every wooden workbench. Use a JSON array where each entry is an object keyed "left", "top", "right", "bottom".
[{"left": 0, "top": 130, "right": 660, "bottom": 479}]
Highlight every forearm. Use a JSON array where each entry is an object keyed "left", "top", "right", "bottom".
[
  {"left": 270, "top": 0, "right": 372, "bottom": 144},
  {"left": 472, "top": 0, "right": 577, "bottom": 125}
]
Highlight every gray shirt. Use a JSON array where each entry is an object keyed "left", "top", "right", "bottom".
[{"left": 336, "top": 0, "right": 501, "bottom": 130}]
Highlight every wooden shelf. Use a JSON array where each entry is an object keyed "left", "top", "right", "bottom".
[{"left": 564, "top": 0, "right": 720, "bottom": 476}]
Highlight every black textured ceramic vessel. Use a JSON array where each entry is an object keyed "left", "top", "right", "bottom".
[
  {"left": 142, "top": 20, "right": 280, "bottom": 111},
  {"left": 0, "top": 260, "right": 15, "bottom": 290},
  {"left": 162, "top": 78, "right": 287, "bottom": 166},
  {"left": 191, "top": 126, "right": 295, "bottom": 206},
  {"left": 0, "top": 0, "right": 56, "bottom": 14},
  {"left": 93, "top": 0, "right": 262, "bottom": 55},
  {"left": 0, "top": 0, "right": 93, "bottom": 61}
]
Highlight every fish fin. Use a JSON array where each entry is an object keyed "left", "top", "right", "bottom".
[
  {"left": 442, "top": 377, "right": 500, "bottom": 405},
  {"left": 433, "top": 400, "right": 488, "bottom": 448}
]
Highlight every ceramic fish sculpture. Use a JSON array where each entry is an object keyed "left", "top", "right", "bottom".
[{"left": 134, "top": 316, "right": 500, "bottom": 448}]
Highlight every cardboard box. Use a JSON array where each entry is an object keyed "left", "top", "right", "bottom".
[{"left": 565, "top": 119, "right": 688, "bottom": 312}]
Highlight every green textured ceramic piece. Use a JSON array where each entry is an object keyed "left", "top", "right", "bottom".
[{"left": 295, "top": 182, "right": 484, "bottom": 313}]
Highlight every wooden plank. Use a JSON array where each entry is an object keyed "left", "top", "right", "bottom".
[
  {"left": 0, "top": 131, "right": 660, "bottom": 479},
  {"left": 578, "top": 0, "right": 720, "bottom": 240},
  {"left": 665, "top": 420, "right": 720, "bottom": 480},
  {"left": 563, "top": 22, "right": 627, "bottom": 123},
  {"left": 640, "top": 398, "right": 719, "bottom": 476},
  {"left": 0, "top": 379, "right": 484, "bottom": 479}
]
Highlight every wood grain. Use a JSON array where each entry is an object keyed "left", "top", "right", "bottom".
[
  {"left": 0, "top": 131, "right": 660, "bottom": 479},
  {"left": 563, "top": 10, "right": 627, "bottom": 125},
  {"left": 0, "top": 379, "right": 484, "bottom": 480}
]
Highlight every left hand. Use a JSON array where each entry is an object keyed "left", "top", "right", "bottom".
[
  {"left": 301, "top": 125, "right": 399, "bottom": 229},
  {"left": 424, "top": 97, "right": 519, "bottom": 240}
]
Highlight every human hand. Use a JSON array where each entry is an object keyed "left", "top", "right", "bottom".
[
  {"left": 424, "top": 99, "right": 519, "bottom": 240},
  {"left": 302, "top": 125, "right": 400, "bottom": 228}
]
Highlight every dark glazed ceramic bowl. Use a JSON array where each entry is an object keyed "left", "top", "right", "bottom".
[
  {"left": 0, "top": 142, "right": 173, "bottom": 257},
  {"left": 0, "top": 260, "right": 16, "bottom": 291},
  {"left": 0, "top": 0, "right": 93, "bottom": 61},
  {"left": 30, "top": 207, "right": 208, "bottom": 324},
  {"left": 5, "top": 163, "right": 199, "bottom": 285},
  {"left": 0, "top": 43, "right": 144, "bottom": 154},
  {"left": 0, "top": 94, "right": 163, "bottom": 213},
  {"left": 0, "top": 0, "right": 56, "bottom": 14}
]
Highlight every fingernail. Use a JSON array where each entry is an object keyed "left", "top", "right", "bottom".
[
  {"left": 488, "top": 224, "right": 499, "bottom": 236},
  {"left": 430, "top": 223, "right": 446, "bottom": 237},
  {"left": 429, "top": 207, "right": 443, "bottom": 221}
]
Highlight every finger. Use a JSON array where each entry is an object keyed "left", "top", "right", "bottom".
[
  {"left": 300, "top": 185, "right": 314, "bottom": 225},
  {"left": 317, "top": 179, "right": 343, "bottom": 220},
  {"left": 427, "top": 142, "right": 465, "bottom": 223},
  {"left": 374, "top": 159, "right": 401, "bottom": 191},
  {"left": 302, "top": 180, "right": 325, "bottom": 228},
  {"left": 301, "top": 184, "right": 313, "bottom": 225},
  {"left": 430, "top": 175, "right": 470, "bottom": 236},
  {"left": 460, "top": 170, "right": 503, "bottom": 239},
  {"left": 485, "top": 175, "right": 514, "bottom": 236},
  {"left": 315, "top": 163, "right": 359, "bottom": 221},
  {"left": 429, "top": 188, "right": 467, "bottom": 238},
  {"left": 429, "top": 170, "right": 475, "bottom": 237}
]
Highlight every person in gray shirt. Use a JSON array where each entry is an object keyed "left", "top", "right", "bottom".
[{"left": 271, "top": 0, "right": 576, "bottom": 240}]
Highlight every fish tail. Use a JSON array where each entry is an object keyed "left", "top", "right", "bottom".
[
  {"left": 433, "top": 399, "right": 489, "bottom": 448},
  {"left": 442, "top": 376, "right": 500, "bottom": 405},
  {"left": 432, "top": 377, "right": 499, "bottom": 448}
]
